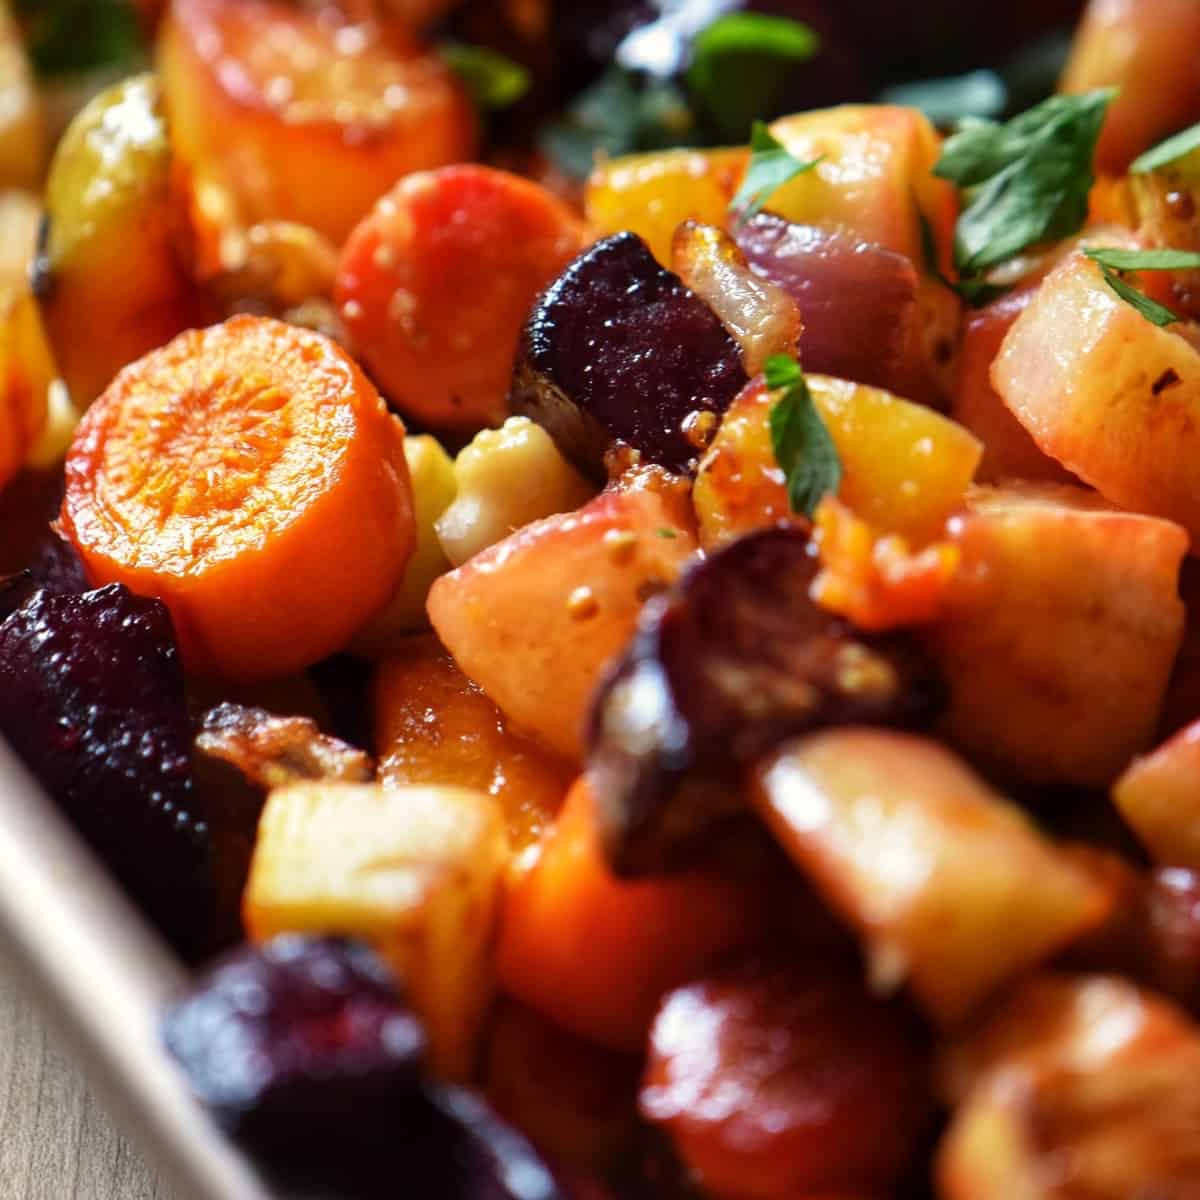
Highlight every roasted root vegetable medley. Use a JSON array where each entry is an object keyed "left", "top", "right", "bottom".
[{"left": 14, "top": 0, "right": 1200, "bottom": 1196}]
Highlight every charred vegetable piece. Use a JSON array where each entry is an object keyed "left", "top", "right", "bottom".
[
  {"left": 512, "top": 233, "right": 748, "bottom": 477},
  {"left": 195, "top": 702, "right": 373, "bottom": 791},
  {"left": 0, "top": 583, "right": 209, "bottom": 954},
  {"left": 937, "top": 973, "right": 1200, "bottom": 1200},
  {"left": 753, "top": 731, "right": 1111, "bottom": 1024},
  {"left": 587, "top": 526, "right": 945, "bottom": 874},
  {"left": 641, "top": 961, "right": 930, "bottom": 1200}
]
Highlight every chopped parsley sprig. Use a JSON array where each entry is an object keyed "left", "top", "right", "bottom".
[
  {"left": 1131, "top": 123, "right": 1200, "bottom": 175},
  {"left": 730, "top": 122, "right": 821, "bottom": 225},
  {"left": 765, "top": 355, "right": 841, "bottom": 518},
  {"left": 934, "top": 90, "right": 1113, "bottom": 301},
  {"left": 1084, "top": 247, "right": 1200, "bottom": 327},
  {"left": 440, "top": 44, "right": 531, "bottom": 111}
]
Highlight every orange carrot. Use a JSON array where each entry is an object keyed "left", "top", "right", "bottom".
[
  {"left": 336, "top": 165, "right": 586, "bottom": 431},
  {"left": 496, "top": 779, "right": 768, "bottom": 1053},
  {"left": 160, "top": 0, "right": 478, "bottom": 245},
  {"left": 61, "top": 315, "right": 414, "bottom": 681}
]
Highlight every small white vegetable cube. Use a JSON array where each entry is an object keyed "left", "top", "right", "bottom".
[{"left": 245, "top": 782, "right": 509, "bottom": 1079}]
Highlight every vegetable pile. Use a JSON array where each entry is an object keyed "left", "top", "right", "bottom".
[{"left": 8, "top": 1, "right": 1200, "bottom": 1197}]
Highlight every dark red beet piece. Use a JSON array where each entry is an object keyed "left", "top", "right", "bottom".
[
  {"left": 0, "top": 530, "right": 88, "bottom": 621},
  {"left": 587, "top": 527, "right": 945, "bottom": 874},
  {"left": 641, "top": 960, "right": 930, "bottom": 1199},
  {"left": 734, "top": 214, "right": 924, "bottom": 397},
  {"left": 165, "top": 936, "right": 569, "bottom": 1200},
  {"left": 512, "top": 232, "right": 748, "bottom": 477},
  {"left": 0, "top": 583, "right": 210, "bottom": 954}
]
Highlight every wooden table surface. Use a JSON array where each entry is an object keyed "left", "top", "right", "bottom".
[{"left": 0, "top": 964, "right": 172, "bottom": 1200}]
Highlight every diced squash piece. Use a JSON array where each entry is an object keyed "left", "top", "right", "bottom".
[
  {"left": 1061, "top": 0, "right": 1200, "bottom": 174},
  {"left": 952, "top": 288, "right": 1075, "bottom": 484},
  {"left": 766, "top": 105, "right": 955, "bottom": 264},
  {"left": 751, "top": 730, "right": 1111, "bottom": 1024},
  {"left": 1114, "top": 722, "right": 1200, "bottom": 869},
  {"left": 350, "top": 434, "right": 457, "bottom": 655},
  {"left": 496, "top": 780, "right": 768, "bottom": 1052},
  {"left": 0, "top": 190, "right": 39, "bottom": 292},
  {"left": 428, "top": 483, "right": 697, "bottom": 760},
  {"left": 694, "top": 374, "right": 980, "bottom": 550},
  {"left": 938, "top": 974, "right": 1200, "bottom": 1199},
  {"left": 244, "top": 781, "right": 509, "bottom": 1078},
  {"left": 992, "top": 250, "right": 1200, "bottom": 539},
  {"left": 924, "top": 483, "right": 1187, "bottom": 786},
  {"left": 0, "top": 290, "right": 53, "bottom": 491},
  {"left": 373, "top": 636, "right": 572, "bottom": 857},
  {"left": 584, "top": 148, "right": 749, "bottom": 267},
  {"left": 38, "top": 75, "right": 210, "bottom": 407},
  {"left": 0, "top": 2, "right": 43, "bottom": 189},
  {"left": 435, "top": 416, "right": 595, "bottom": 568}
]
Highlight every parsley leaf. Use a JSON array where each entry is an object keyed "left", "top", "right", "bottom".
[
  {"left": 440, "top": 43, "right": 531, "bottom": 111},
  {"left": 15, "top": 0, "right": 142, "bottom": 78},
  {"left": 686, "top": 13, "right": 818, "bottom": 143},
  {"left": 765, "top": 354, "right": 841, "bottom": 518},
  {"left": 1131, "top": 123, "right": 1200, "bottom": 175},
  {"left": 935, "top": 90, "right": 1113, "bottom": 286},
  {"left": 730, "top": 122, "right": 821, "bottom": 225},
  {"left": 1083, "top": 246, "right": 1200, "bottom": 327}
]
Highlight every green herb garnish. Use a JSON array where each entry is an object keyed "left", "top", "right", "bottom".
[
  {"left": 1131, "top": 123, "right": 1200, "bottom": 175},
  {"left": 440, "top": 43, "right": 531, "bottom": 111},
  {"left": 730, "top": 122, "right": 821, "bottom": 224},
  {"left": 1084, "top": 246, "right": 1200, "bottom": 327},
  {"left": 934, "top": 90, "right": 1113, "bottom": 297},
  {"left": 765, "top": 354, "right": 841, "bottom": 518},
  {"left": 686, "top": 13, "right": 818, "bottom": 143},
  {"left": 656, "top": 528, "right": 680, "bottom": 539},
  {"left": 15, "top": 0, "right": 142, "bottom": 78}
]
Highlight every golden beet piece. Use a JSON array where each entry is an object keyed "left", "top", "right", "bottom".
[{"left": 61, "top": 315, "right": 414, "bottom": 681}]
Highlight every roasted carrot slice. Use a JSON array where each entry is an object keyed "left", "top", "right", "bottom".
[
  {"left": 61, "top": 315, "right": 414, "bottom": 681},
  {"left": 336, "top": 165, "right": 586, "bottom": 432},
  {"left": 496, "top": 779, "right": 769, "bottom": 1052},
  {"left": 159, "top": 0, "right": 478, "bottom": 245}
]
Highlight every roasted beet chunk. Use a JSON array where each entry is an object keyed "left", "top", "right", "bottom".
[
  {"left": 587, "top": 527, "right": 945, "bottom": 873},
  {"left": 513, "top": 232, "right": 748, "bottom": 476},
  {"left": 164, "top": 937, "right": 425, "bottom": 1147},
  {"left": 165, "top": 936, "right": 567, "bottom": 1200},
  {"left": 0, "top": 530, "right": 88, "bottom": 621},
  {"left": 0, "top": 583, "right": 209, "bottom": 952}
]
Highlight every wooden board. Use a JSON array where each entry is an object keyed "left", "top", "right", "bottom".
[{"left": 0, "top": 964, "right": 173, "bottom": 1200}]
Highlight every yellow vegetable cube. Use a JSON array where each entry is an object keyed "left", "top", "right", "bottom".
[
  {"left": 585, "top": 147, "right": 748, "bottom": 267},
  {"left": 245, "top": 782, "right": 509, "bottom": 1079},
  {"left": 350, "top": 434, "right": 458, "bottom": 656}
]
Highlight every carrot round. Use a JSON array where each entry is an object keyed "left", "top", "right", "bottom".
[
  {"left": 335, "top": 165, "right": 586, "bottom": 432},
  {"left": 61, "top": 315, "right": 414, "bottom": 681},
  {"left": 495, "top": 779, "right": 768, "bottom": 1052}
]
